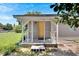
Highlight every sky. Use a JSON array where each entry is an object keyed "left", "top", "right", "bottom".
[{"left": 0, "top": 3, "right": 56, "bottom": 25}]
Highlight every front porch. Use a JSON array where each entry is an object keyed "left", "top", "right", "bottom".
[{"left": 20, "top": 20, "right": 58, "bottom": 44}]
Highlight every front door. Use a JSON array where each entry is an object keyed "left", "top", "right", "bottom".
[{"left": 38, "top": 21, "right": 45, "bottom": 40}]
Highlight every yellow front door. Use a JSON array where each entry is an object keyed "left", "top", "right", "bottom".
[{"left": 38, "top": 21, "right": 45, "bottom": 39}]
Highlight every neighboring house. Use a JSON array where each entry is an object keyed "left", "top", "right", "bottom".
[
  {"left": 0, "top": 27, "right": 3, "bottom": 33},
  {"left": 13, "top": 14, "right": 79, "bottom": 47}
]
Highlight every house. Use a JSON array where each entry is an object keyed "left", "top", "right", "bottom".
[
  {"left": 13, "top": 14, "right": 79, "bottom": 48},
  {"left": 0, "top": 27, "right": 4, "bottom": 33}
]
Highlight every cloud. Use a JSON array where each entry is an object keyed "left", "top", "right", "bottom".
[
  {"left": 0, "top": 15, "right": 13, "bottom": 20},
  {"left": 0, "top": 15, "right": 18, "bottom": 25},
  {"left": 0, "top": 5, "right": 13, "bottom": 12}
]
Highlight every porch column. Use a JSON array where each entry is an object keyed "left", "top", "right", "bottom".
[
  {"left": 31, "top": 21, "right": 33, "bottom": 43},
  {"left": 27, "top": 24, "right": 29, "bottom": 42},
  {"left": 44, "top": 21, "right": 45, "bottom": 43},
  {"left": 56, "top": 23, "right": 58, "bottom": 44},
  {"left": 22, "top": 21, "right": 24, "bottom": 43}
]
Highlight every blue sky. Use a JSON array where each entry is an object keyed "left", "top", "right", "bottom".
[{"left": 0, "top": 3, "right": 56, "bottom": 25}]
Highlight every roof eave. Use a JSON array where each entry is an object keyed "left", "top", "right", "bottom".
[{"left": 13, "top": 14, "right": 58, "bottom": 17}]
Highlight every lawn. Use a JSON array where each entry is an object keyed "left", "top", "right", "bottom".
[{"left": 0, "top": 32, "right": 21, "bottom": 54}]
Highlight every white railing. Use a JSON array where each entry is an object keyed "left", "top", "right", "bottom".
[
  {"left": 21, "top": 28, "right": 30, "bottom": 43},
  {"left": 50, "top": 31, "right": 56, "bottom": 44},
  {"left": 21, "top": 30, "right": 57, "bottom": 44}
]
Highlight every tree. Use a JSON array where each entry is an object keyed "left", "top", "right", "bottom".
[
  {"left": 50, "top": 3, "right": 79, "bottom": 29},
  {"left": 0, "top": 23, "right": 3, "bottom": 28},
  {"left": 25, "top": 11, "right": 41, "bottom": 15},
  {"left": 3, "top": 23, "right": 13, "bottom": 30}
]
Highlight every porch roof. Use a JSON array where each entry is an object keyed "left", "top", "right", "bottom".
[
  {"left": 13, "top": 14, "right": 58, "bottom": 18},
  {"left": 13, "top": 14, "right": 60, "bottom": 25}
]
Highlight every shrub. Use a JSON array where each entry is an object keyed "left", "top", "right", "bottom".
[{"left": 14, "top": 25, "right": 22, "bottom": 33}]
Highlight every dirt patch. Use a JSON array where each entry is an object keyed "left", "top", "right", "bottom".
[{"left": 58, "top": 39, "right": 79, "bottom": 55}]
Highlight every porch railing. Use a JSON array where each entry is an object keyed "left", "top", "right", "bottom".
[
  {"left": 21, "top": 28, "right": 30, "bottom": 43},
  {"left": 21, "top": 30, "right": 57, "bottom": 44},
  {"left": 50, "top": 31, "right": 57, "bottom": 44}
]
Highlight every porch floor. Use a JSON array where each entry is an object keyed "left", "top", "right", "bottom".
[
  {"left": 20, "top": 38, "right": 56, "bottom": 44},
  {"left": 21, "top": 39, "right": 56, "bottom": 44}
]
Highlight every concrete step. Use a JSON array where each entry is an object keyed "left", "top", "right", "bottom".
[{"left": 31, "top": 45, "right": 45, "bottom": 51}]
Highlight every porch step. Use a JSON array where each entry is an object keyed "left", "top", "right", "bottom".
[{"left": 31, "top": 45, "right": 45, "bottom": 51}]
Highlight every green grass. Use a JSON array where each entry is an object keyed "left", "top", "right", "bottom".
[{"left": 0, "top": 32, "right": 21, "bottom": 53}]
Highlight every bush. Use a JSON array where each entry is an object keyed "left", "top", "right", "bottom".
[
  {"left": 15, "top": 29, "right": 22, "bottom": 33},
  {"left": 14, "top": 25, "right": 22, "bottom": 33}
]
